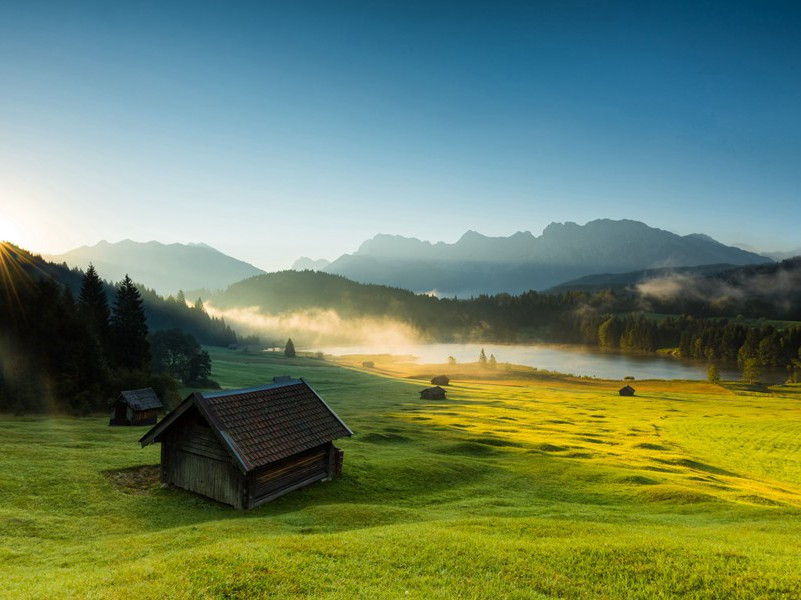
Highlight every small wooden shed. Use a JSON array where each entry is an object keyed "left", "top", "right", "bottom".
[
  {"left": 139, "top": 378, "right": 352, "bottom": 509},
  {"left": 109, "top": 388, "right": 163, "bottom": 426},
  {"left": 430, "top": 375, "right": 450, "bottom": 386},
  {"left": 420, "top": 386, "right": 447, "bottom": 400},
  {"left": 619, "top": 385, "right": 636, "bottom": 396}
]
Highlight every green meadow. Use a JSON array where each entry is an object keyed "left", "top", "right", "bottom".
[{"left": 2, "top": 348, "right": 801, "bottom": 598}]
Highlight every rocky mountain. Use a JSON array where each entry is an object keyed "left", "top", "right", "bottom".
[
  {"left": 46, "top": 240, "right": 265, "bottom": 295},
  {"left": 323, "top": 219, "right": 771, "bottom": 295},
  {"left": 292, "top": 256, "right": 331, "bottom": 271}
]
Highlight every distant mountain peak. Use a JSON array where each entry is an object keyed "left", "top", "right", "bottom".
[{"left": 45, "top": 240, "right": 264, "bottom": 295}]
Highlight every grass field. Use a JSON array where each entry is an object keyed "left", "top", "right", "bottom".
[{"left": 2, "top": 348, "right": 801, "bottom": 598}]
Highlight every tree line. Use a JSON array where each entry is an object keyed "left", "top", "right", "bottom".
[{"left": 0, "top": 245, "right": 224, "bottom": 414}]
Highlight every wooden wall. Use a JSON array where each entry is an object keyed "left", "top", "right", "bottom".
[
  {"left": 246, "top": 443, "right": 331, "bottom": 508},
  {"left": 162, "top": 415, "right": 244, "bottom": 509}
]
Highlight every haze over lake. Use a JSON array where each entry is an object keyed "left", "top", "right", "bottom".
[{"left": 311, "top": 342, "right": 745, "bottom": 381}]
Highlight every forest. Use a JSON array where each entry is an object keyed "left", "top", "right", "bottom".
[{"left": 0, "top": 244, "right": 230, "bottom": 414}]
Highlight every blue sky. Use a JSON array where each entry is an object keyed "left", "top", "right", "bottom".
[{"left": 1, "top": 1, "right": 799, "bottom": 270}]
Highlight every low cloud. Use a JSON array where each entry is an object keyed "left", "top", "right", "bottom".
[{"left": 204, "top": 303, "right": 424, "bottom": 347}]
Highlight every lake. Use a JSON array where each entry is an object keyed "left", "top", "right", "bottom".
[{"left": 311, "top": 342, "right": 747, "bottom": 381}]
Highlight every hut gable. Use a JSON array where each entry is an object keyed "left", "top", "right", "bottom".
[
  {"left": 139, "top": 378, "right": 352, "bottom": 509},
  {"left": 420, "top": 386, "right": 447, "bottom": 400},
  {"left": 619, "top": 385, "right": 636, "bottom": 396},
  {"left": 110, "top": 387, "right": 162, "bottom": 426}
]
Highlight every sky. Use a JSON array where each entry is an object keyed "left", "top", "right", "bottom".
[{"left": 1, "top": 1, "right": 799, "bottom": 270}]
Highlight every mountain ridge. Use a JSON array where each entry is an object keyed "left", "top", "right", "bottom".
[
  {"left": 46, "top": 240, "right": 265, "bottom": 295},
  {"left": 322, "top": 219, "right": 771, "bottom": 295}
]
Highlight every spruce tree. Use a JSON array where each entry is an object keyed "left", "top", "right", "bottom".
[
  {"left": 479, "top": 348, "right": 487, "bottom": 366},
  {"left": 285, "top": 338, "right": 296, "bottom": 358},
  {"left": 78, "top": 263, "right": 110, "bottom": 342},
  {"left": 111, "top": 275, "right": 150, "bottom": 370}
]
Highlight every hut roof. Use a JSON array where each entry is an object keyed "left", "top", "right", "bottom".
[
  {"left": 118, "top": 388, "right": 162, "bottom": 411},
  {"left": 619, "top": 385, "right": 636, "bottom": 394},
  {"left": 139, "top": 379, "right": 352, "bottom": 473}
]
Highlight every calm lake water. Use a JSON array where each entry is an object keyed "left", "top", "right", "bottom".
[{"left": 312, "top": 342, "right": 746, "bottom": 381}]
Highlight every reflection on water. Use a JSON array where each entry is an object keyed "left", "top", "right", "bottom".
[{"left": 312, "top": 342, "right": 746, "bottom": 381}]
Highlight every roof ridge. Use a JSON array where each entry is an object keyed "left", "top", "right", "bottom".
[{"left": 201, "top": 379, "right": 303, "bottom": 399}]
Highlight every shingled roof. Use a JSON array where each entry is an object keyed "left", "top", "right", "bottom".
[
  {"left": 119, "top": 388, "right": 162, "bottom": 411},
  {"left": 139, "top": 379, "right": 352, "bottom": 473}
]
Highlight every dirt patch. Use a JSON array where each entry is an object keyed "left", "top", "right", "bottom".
[{"left": 105, "top": 465, "right": 161, "bottom": 495}]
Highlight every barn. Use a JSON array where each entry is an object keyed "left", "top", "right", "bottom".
[
  {"left": 109, "top": 388, "right": 163, "bottom": 426},
  {"left": 619, "top": 385, "right": 636, "bottom": 396},
  {"left": 430, "top": 375, "right": 450, "bottom": 386},
  {"left": 420, "top": 386, "right": 447, "bottom": 400},
  {"left": 139, "top": 378, "right": 352, "bottom": 509}
]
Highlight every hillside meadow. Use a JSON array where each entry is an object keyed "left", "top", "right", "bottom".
[{"left": 1, "top": 348, "right": 801, "bottom": 598}]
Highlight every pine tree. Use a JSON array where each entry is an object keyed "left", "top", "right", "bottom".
[
  {"left": 111, "top": 275, "right": 150, "bottom": 370},
  {"left": 479, "top": 348, "right": 487, "bottom": 366},
  {"left": 285, "top": 338, "right": 296, "bottom": 358},
  {"left": 488, "top": 354, "right": 497, "bottom": 369},
  {"left": 78, "top": 263, "right": 110, "bottom": 343}
]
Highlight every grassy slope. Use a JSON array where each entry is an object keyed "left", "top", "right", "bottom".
[{"left": 2, "top": 349, "right": 801, "bottom": 598}]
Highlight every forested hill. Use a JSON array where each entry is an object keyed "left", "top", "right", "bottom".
[
  {"left": 206, "top": 267, "right": 801, "bottom": 379},
  {"left": 1, "top": 243, "right": 237, "bottom": 346},
  {"left": 209, "top": 270, "right": 468, "bottom": 336}
]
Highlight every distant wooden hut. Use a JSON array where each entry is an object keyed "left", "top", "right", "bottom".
[
  {"left": 619, "top": 385, "right": 636, "bottom": 396},
  {"left": 420, "top": 386, "right": 447, "bottom": 400},
  {"left": 109, "top": 388, "right": 162, "bottom": 426},
  {"left": 430, "top": 375, "right": 450, "bottom": 386},
  {"left": 362, "top": 361, "right": 375, "bottom": 368},
  {"left": 139, "top": 378, "right": 352, "bottom": 509}
]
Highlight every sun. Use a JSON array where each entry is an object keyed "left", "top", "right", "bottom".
[{"left": 0, "top": 218, "right": 21, "bottom": 244}]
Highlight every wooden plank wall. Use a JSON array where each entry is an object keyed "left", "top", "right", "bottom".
[
  {"left": 250, "top": 444, "right": 329, "bottom": 504},
  {"left": 164, "top": 422, "right": 243, "bottom": 508}
]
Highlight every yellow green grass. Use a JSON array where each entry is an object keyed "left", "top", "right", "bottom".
[{"left": 2, "top": 348, "right": 801, "bottom": 598}]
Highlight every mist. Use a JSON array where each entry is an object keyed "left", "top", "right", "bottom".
[
  {"left": 203, "top": 302, "right": 425, "bottom": 348},
  {"left": 635, "top": 260, "right": 801, "bottom": 318}
]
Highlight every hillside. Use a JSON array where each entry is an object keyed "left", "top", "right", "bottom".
[
  {"left": 3, "top": 350, "right": 801, "bottom": 597},
  {"left": 46, "top": 240, "right": 265, "bottom": 295},
  {"left": 548, "top": 263, "right": 740, "bottom": 293},
  {"left": 324, "top": 219, "right": 771, "bottom": 295},
  {"left": 1, "top": 242, "right": 236, "bottom": 346}
]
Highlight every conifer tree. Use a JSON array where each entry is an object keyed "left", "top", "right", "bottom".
[
  {"left": 78, "top": 263, "right": 110, "bottom": 342},
  {"left": 285, "top": 338, "right": 296, "bottom": 358},
  {"left": 479, "top": 348, "right": 487, "bottom": 366},
  {"left": 707, "top": 364, "right": 720, "bottom": 384},
  {"left": 111, "top": 275, "right": 150, "bottom": 370}
]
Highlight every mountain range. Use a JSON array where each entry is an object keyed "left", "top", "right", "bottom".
[
  {"left": 46, "top": 240, "right": 265, "bottom": 295},
  {"left": 43, "top": 219, "right": 773, "bottom": 297},
  {"left": 319, "top": 219, "right": 771, "bottom": 295}
]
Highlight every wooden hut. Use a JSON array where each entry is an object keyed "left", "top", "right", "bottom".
[
  {"left": 420, "top": 386, "right": 447, "bottom": 400},
  {"left": 430, "top": 375, "right": 450, "bottom": 386},
  {"left": 139, "top": 378, "right": 352, "bottom": 509},
  {"left": 619, "top": 385, "right": 636, "bottom": 396},
  {"left": 109, "top": 388, "right": 162, "bottom": 426}
]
